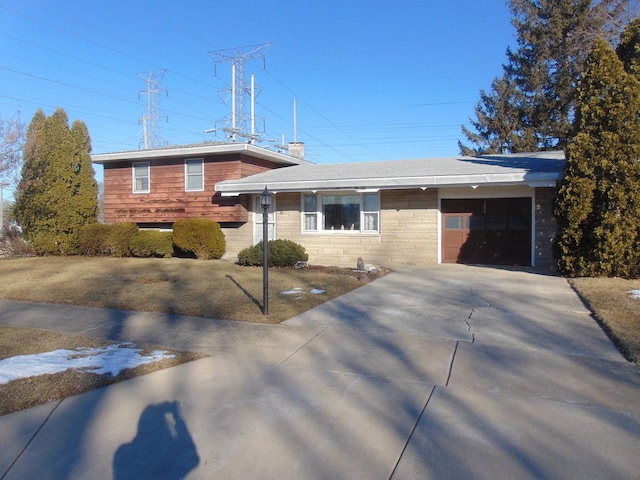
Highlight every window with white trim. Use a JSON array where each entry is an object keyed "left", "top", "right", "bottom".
[
  {"left": 185, "top": 158, "right": 204, "bottom": 191},
  {"left": 303, "top": 195, "right": 318, "bottom": 231},
  {"left": 362, "top": 193, "right": 380, "bottom": 231},
  {"left": 302, "top": 192, "right": 380, "bottom": 233},
  {"left": 133, "top": 162, "right": 150, "bottom": 193}
]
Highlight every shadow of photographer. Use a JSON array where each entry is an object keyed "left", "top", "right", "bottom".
[{"left": 113, "top": 401, "right": 199, "bottom": 480}]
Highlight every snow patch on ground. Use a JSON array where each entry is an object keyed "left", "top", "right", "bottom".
[
  {"left": 0, "top": 343, "right": 175, "bottom": 385},
  {"left": 281, "top": 287, "right": 326, "bottom": 295},
  {"left": 628, "top": 289, "right": 640, "bottom": 299}
]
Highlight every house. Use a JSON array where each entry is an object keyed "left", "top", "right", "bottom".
[
  {"left": 215, "top": 151, "right": 565, "bottom": 268},
  {"left": 93, "top": 143, "right": 565, "bottom": 269},
  {"left": 91, "top": 142, "right": 307, "bottom": 254}
]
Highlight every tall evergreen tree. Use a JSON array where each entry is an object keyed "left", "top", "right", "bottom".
[
  {"left": 617, "top": 16, "right": 640, "bottom": 77},
  {"left": 14, "top": 108, "right": 98, "bottom": 254},
  {"left": 460, "top": 0, "right": 635, "bottom": 155},
  {"left": 554, "top": 37, "right": 640, "bottom": 277},
  {"left": 459, "top": 74, "right": 537, "bottom": 155}
]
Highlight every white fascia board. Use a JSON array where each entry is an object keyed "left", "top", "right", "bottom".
[
  {"left": 215, "top": 171, "right": 564, "bottom": 195},
  {"left": 92, "top": 143, "right": 305, "bottom": 166}
]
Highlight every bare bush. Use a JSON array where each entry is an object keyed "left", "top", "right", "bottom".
[{"left": 0, "top": 223, "right": 34, "bottom": 257}]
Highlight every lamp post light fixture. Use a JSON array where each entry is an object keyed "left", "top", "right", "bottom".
[{"left": 260, "top": 186, "right": 272, "bottom": 315}]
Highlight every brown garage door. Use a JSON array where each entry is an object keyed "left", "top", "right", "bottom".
[{"left": 442, "top": 198, "right": 531, "bottom": 266}]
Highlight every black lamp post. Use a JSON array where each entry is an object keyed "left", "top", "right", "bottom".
[{"left": 260, "top": 186, "right": 271, "bottom": 315}]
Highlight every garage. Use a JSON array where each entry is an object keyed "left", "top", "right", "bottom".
[{"left": 442, "top": 198, "right": 532, "bottom": 266}]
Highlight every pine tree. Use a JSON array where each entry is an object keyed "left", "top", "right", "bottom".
[
  {"left": 617, "top": 16, "right": 640, "bottom": 78},
  {"left": 14, "top": 108, "right": 98, "bottom": 254},
  {"left": 460, "top": 0, "right": 634, "bottom": 155},
  {"left": 554, "top": 38, "right": 640, "bottom": 277},
  {"left": 459, "top": 74, "right": 537, "bottom": 155}
]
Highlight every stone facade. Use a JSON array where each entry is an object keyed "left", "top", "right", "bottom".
[
  {"left": 256, "top": 189, "right": 439, "bottom": 268},
  {"left": 534, "top": 186, "right": 558, "bottom": 269},
  {"left": 221, "top": 187, "right": 559, "bottom": 269}
]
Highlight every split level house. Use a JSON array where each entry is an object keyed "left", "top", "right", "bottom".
[{"left": 92, "top": 143, "right": 565, "bottom": 269}]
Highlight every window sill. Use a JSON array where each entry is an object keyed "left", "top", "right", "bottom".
[{"left": 302, "top": 230, "right": 380, "bottom": 235}]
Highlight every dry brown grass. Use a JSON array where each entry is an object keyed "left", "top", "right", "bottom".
[
  {"left": 570, "top": 277, "right": 640, "bottom": 363},
  {"left": 0, "top": 256, "right": 383, "bottom": 416},
  {"left": 0, "top": 326, "right": 205, "bottom": 416},
  {"left": 0, "top": 256, "right": 382, "bottom": 323}
]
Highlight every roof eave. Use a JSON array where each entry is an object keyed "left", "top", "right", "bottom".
[
  {"left": 91, "top": 143, "right": 307, "bottom": 166},
  {"left": 216, "top": 172, "right": 563, "bottom": 196}
]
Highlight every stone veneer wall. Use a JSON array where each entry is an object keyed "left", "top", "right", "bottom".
[
  {"left": 221, "top": 187, "right": 558, "bottom": 269},
  {"left": 534, "top": 186, "right": 558, "bottom": 269},
  {"left": 220, "top": 221, "right": 253, "bottom": 258},
  {"left": 274, "top": 189, "right": 439, "bottom": 268}
]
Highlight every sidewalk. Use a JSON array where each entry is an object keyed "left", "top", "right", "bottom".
[{"left": 1, "top": 265, "right": 639, "bottom": 479}]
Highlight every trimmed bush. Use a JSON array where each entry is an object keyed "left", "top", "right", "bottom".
[
  {"left": 172, "top": 218, "right": 225, "bottom": 260},
  {"left": 107, "top": 223, "right": 138, "bottom": 257},
  {"left": 237, "top": 239, "right": 309, "bottom": 267},
  {"left": 78, "top": 223, "right": 138, "bottom": 257},
  {"left": 130, "top": 231, "right": 173, "bottom": 258},
  {"left": 78, "top": 224, "right": 111, "bottom": 256}
]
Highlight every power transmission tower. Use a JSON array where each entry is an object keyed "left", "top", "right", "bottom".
[
  {"left": 210, "top": 43, "right": 270, "bottom": 143},
  {"left": 139, "top": 69, "right": 168, "bottom": 149}
]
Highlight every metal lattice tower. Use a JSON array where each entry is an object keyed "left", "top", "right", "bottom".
[
  {"left": 139, "top": 69, "right": 168, "bottom": 149},
  {"left": 210, "top": 43, "right": 270, "bottom": 142}
]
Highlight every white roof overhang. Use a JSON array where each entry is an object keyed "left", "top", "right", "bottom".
[
  {"left": 92, "top": 143, "right": 306, "bottom": 166},
  {"left": 215, "top": 172, "right": 563, "bottom": 196}
]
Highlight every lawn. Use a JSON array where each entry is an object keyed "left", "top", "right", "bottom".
[
  {"left": 570, "top": 277, "right": 640, "bottom": 363},
  {"left": 0, "top": 256, "right": 379, "bottom": 323}
]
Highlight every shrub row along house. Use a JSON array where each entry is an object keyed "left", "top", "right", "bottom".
[{"left": 92, "top": 143, "right": 564, "bottom": 269}]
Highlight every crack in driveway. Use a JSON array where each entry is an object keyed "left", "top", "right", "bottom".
[{"left": 465, "top": 310, "right": 475, "bottom": 343}]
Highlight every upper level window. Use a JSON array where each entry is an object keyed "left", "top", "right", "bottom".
[
  {"left": 302, "top": 192, "right": 380, "bottom": 233},
  {"left": 185, "top": 158, "right": 204, "bottom": 191},
  {"left": 133, "top": 162, "right": 150, "bottom": 193}
]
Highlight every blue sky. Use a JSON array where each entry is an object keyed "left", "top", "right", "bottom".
[{"left": 0, "top": 0, "right": 515, "bottom": 177}]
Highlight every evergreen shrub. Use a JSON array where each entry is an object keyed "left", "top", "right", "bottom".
[
  {"left": 78, "top": 223, "right": 138, "bottom": 257},
  {"left": 13, "top": 108, "right": 98, "bottom": 256},
  {"left": 105, "top": 223, "right": 138, "bottom": 257},
  {"left": 130, "top": 231, "right": 173, "bottom": 258},
  {"left": 237, "top": 239, "right": 309, "bottom": 267},
  {"left": 78, "top": 224, "right": 111, "bottom": 256},
  {"left": 172, "top": 218, "right": 225, "bottom": 260}
]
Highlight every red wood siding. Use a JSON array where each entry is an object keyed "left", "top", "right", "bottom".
[{"left": 102, "top": 154, "right": 279, "bottom": 224}]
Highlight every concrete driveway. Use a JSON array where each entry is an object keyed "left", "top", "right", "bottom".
[{"left": 0, "top": 265, "right": 638, "bottom": 479}]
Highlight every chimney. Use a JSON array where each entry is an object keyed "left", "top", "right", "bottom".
[{"left": 288, "top": 141, "right": 305, "bottom": 160}]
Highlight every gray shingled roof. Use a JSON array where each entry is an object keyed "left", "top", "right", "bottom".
[{"left": 215, "top": 151, "right": 566, "bottom": 194}]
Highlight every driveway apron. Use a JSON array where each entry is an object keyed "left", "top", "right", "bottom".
[{"left": 0, "top": 265, "right": 638, "bottom": 479}]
